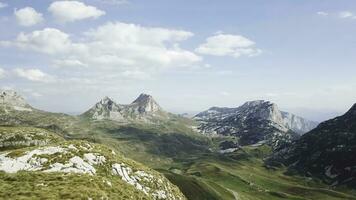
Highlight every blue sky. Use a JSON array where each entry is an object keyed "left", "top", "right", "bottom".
[{"left": 0, "top": 0, "right": 355, "bottom": 121}]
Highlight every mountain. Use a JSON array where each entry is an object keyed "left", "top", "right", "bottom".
[
  {"left": 130, "top": 93, "right": 162, "bottom": 114},
  {"left": 267, "top": 103, "right": 356, "bottom": 187},
  {"left": 0, "top": 90, "right": 32, "bottom": 112},
  {"left": 81, "top": 93, "right": 168, "bottom": 122},
  {"left": 1, "top": 90, "right": 356, "bottom": 199},
  {"left": 194, "top": 100, "right": 318, "bottom": 147}
]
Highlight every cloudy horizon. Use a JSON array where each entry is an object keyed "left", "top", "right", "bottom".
[{"left": 0, "top": 0, "right": 355, "bottom": 121}]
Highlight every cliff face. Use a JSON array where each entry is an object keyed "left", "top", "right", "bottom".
[{"left": 194, "top": 100, "right": 318, "bottom": 147}]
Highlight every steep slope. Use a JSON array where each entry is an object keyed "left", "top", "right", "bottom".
[
  {"left": 0, "top": 126, "right": 186, "bottom": 200},
  {"left": 82, "top": 93, "right": 169, "bottom": 123},
  {"left": 268, "top": 103, "right": 356, "bottom": 187},
  {"left": 194, "top": 100, "right": 318, "bottom": 147}
]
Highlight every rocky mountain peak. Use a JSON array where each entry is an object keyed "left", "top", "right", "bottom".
[
  {"left": 238, "top": 100, "right": 283, "bottom": 123},
  {"left": 98, "top": 96, "right": 115, "bottom": 107},
  {"left": 131, "top": 93, "right": 161, "bottom": 113},
  {"left": 82, "top": 93, "right": 166, "bottom": 122},
  {"left": 194, "top": 100, "right": 318, "bottom": 146},
  {"left": 0, "top": 90, "right": 32, "bottom": 111}
]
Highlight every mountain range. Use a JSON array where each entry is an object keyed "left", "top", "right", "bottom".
[
  {"left": 81, "top": 93, "right": 168, "bottom": 122},
  {"left": 1, "top": 89, "right": 356, "bottom": 200},
  {"left": 194, "top": 100, "right": 318, "bottom": 148}
]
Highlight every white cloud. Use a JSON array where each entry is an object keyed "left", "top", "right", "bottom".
[
  {"left": 13, "top": 68, "right": 54, "bottom": 82},
  {"left": 196, "top": 34, "right": 262, "bottom": 58},
  {"left": 14, "top": 7, "right": 44, "bottom": 27},
  {"left": 85, "top": 22, "right": 201, "bottom": 68},
  {"left": 2, "top": 22, "right": 201, "bottom": 79},
  {"left": 48, "top": 1, "right": 105, "bottom": 23},
  {"left": 0, "top": 2, "right": 7, "bottom": 8},
  {"left": 317, "top": 11, "right": 328, "bottom": 16},
  {"left": 12, "top": 28, "right": 83, "bottom": 55}
]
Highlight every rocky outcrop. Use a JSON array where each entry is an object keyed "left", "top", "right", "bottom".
[
  {"left": 0, "top": 90, "right": 32, "bottom": 111},
  {"left": 0, "top": 128, "right": 186, "bottom": 200}
]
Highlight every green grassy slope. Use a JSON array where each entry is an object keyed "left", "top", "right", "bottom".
[
  {"left": 161, "top": 145, "right": 356, "bottom": 200},
  {"left": 0, "top": 126, "right": 186, "bottom": 200},
  {"left": 1, "top": 108, "right": 356, "bottom": 200}
]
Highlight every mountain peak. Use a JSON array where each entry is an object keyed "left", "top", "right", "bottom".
[
  {"left": 99, "top": 96, "right": 114, "bottom": 105},
  {"left": 133, "top": 93, "right": 153, "bottom": 103},
  {"left": 0, "top": 90, "right": 32, "bottom": 111},
  {"left": 131, "top": 93, "right": 161, "bottom": 113},
  {"left": 241, "top": 100, "right": 275, "bottom": 108}
]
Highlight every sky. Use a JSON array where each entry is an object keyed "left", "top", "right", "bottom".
[{"left": 0, "top": 0, "right": 356, "bottom": 121}]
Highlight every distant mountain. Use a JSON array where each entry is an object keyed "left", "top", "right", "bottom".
[
  {"left": 81, "top": 93, "right": 169, "bottom": 122},
  {"left": 194, "top": 100, "right": 318, "bottom": 148},
  {"left": 0, "top": 90, "right": 32, "bottom": 112},
  {"left": 268, "top": 103, "right": 356, "bottom": 187}
]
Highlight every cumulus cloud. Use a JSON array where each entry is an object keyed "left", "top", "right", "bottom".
[
  {"left": 14, "top": 7, "right": 44, "bottom": 27},
  {"left": 83, "top": 22, "right": 200, "bottom": 67},
  {"left": 1, "top": 22, "right": 201, "bottom": 79},
  {"left": 13, "top": 68, "right": 54, "bottom": 82},
  {"left": 48, "top": 1, "right": 105, "bottom": 23},
  {"left": 195, "top": 34, "right": 262, "bottom": 58},
  {"left": 10, "top": 28, "right": 83, "bottom": 55},
  {"left": 0, "top": 2, "right": 7, "bottom": 8}
]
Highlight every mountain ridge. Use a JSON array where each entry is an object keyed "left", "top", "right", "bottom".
[
  {"left": 267, "top": 102, "right": 356, "bottom": 187},
  {"left": 194, "top": 100, "right": 318, "bottom": 148},
  {"left": 81, "top": 93, "right": 167, "bottom": 122}
]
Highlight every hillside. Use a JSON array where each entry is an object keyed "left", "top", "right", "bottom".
[
  {"left": 1, "top": 90, "right": 356, "bottom": 200},
  {"left": 0, "top": 126, "right": 186, "bottom": 200},
  {"left": 267, "top": 103, "right": 356, "bottom": 187}
]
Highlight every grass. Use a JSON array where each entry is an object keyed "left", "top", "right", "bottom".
[
  {"left": 162, "top": 145, "right": 356, "bottom": 200},
  {"left": 0, "top": 126, "right": 187, "bottom": 200},
  {"left": 0, "top": 171, "right": 149, "bottom": 200},
  {"left": 1, "top": 108, "right": 356, "bottom": 200}
]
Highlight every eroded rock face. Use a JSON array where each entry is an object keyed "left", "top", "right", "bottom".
[
  {"left": 0, "top": 140, "right": 186, "bottom": 200},
  {"left": 0, "top": 90, "right": 32, "bottom": 112},
  {"left": 194, "top": 100, "right": 318, "bottom": 148}
]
